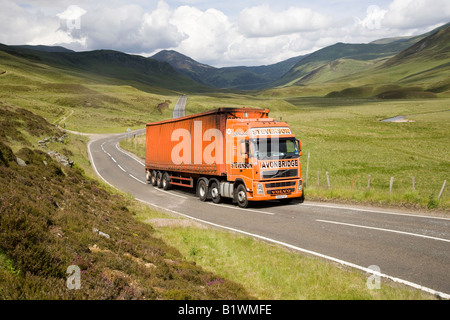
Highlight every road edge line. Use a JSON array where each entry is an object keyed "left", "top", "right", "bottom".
[{"left": 137, "top": 198, "right": 450, "bottom": 300}]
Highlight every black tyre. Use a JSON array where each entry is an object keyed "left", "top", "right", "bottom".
[
  {"left": 210, "top": 181, "right": 222, "bottom": 204},
  {"left": 197, "top": 179, "right": 208, "bottom": 202},
  {"left": 235, "top": 184, "right": 249, "bottom": 208},
  {"left": 151, "top": 170, "right": 158, "bottom": 186},
  {"left": 156, "top": 171, "right": 163, "bottom": 188},
  {"left": 162, "top": 172, "right": 172, "bottom": 190}
]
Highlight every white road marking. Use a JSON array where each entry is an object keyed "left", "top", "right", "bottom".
[
  {"left": 129, "top": 174, "right": 147, "bottom": 185},
  {"left": 302, "top": 203, "right": 450, "bottom": 221},
  {"left": 136, "top": 198, "right": 450, "bottom": 300},
  {"left": 207, "top": 202, "right": 275, "bottom": 215},
  {"left": 117, "top": 164, "right": 126, "bottom": 172},
  {"left": 115, "top": 142, "right": 145, "bottom": 166},
  {"left": 316, "top": 219, "right": 450, "bottom": 243},
  {"left": 87, "top": 140, "right": 116, "bottom": 189},
  {"left": 153, "top": 186, "right": 188, "bottom": 199}
]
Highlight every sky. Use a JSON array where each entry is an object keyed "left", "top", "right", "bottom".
[{"left": 1, "top": 0, "right": 449, "bottom": 67}]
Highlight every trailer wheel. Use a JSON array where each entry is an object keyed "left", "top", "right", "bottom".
[
  {"left": 162, "top": 172, "right": 172, "bottom": 190},
  {"left": 210, "top": 181, "right": 222, "bottom": 204},
  {"left": 197, "top": 179, "right": 208, "bottom": 202},
  {"left": 150, "top": 170, "right": 158, "bottom": 186},
  {"left": 156, "top": 171, "right": 163, "bottom": 188},
  {"left": 236, "top": 184, "right": 249, "bottom": 208}
]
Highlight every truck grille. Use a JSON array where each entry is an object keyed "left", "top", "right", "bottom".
[
  {"left": 262, "top": 169, "right": 298, "bottom": 179},
  {"left": 265, "top": 181, "right": 296, "bottom": 188}
]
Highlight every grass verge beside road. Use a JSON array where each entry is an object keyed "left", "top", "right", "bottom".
[{"left": 132, "top": 201, "right": 437, "bottom": 299}]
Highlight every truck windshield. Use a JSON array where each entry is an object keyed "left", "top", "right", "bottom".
[{"left": 251, "top": 138, "right": 299, "bottom": 160}]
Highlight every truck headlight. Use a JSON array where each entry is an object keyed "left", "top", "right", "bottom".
[
  {"left": 297, "top": 180, "right": 303, "bottom": 191},
  {"left": 257, "top": 183, "right": 264, "bottom": 194}
]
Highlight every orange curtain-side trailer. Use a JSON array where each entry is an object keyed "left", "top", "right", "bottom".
[{"left": 145, "top": 108, "right": 269, "bottom": 178}]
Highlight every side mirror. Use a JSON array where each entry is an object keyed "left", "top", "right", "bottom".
[{"left": 297, "top": 139, "right": 303, "bottom": 156}]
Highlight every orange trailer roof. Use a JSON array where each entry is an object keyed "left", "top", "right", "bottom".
[{"left": 146, "top": 107, "right": 270, "bottom": 126}]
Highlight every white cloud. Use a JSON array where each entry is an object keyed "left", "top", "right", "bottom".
[
  {"left": 56, "top": 5, "right": 86, "bottom": 20},
  {"left": 357, "top": 5, "right": 387, "bottom": 30},
  {"left": 54, "top": 1, "right": 186, "bottom": 53},
  {"left": 238, "top": 4, "right": 331, "bottom": 37},
  {"left": 169, "top": 5, "right": 237, "bottom": 65},
  {"left": 0, "top": 1, "right": 54, "bottom": 45},
  {"left": 0, "top": 0, "right": 448, "bottom": 67},
  {"left": 383, "top": 0, "right": 450, "bottom": 29}
]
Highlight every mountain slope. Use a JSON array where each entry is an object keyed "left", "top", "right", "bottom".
[
  {"left": 273, "top": 38, "right": 424, "bottom": 87},
  {"left": 0, "top": 44, "right": 211, "bottom": 93},
  {"left": 323, "top": 24, "right": 450, "bottom": 98},
  {"left": 152, "top": 50, "right": 304, "bottom": 90},
  {"left": 273, "top": 23, "right": 450, "bottom": 88},
  {"left": 0, "top": 48, "right": 187, "bottom": 133},
  {"left": 383, "top": 24, "right": 450, "bottom": 67}
]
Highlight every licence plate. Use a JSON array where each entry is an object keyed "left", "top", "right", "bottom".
[{"left": 276, "top": 195, "right": 287, "bottom": 199}]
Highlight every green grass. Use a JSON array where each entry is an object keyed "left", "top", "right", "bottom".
[
  {"left": 0, "top": 51, "right": 180, "bottom": 133},
  {"left": 271, "top": 97, "right": 449, "bottom": 210},
  {"left": 135, "top": 208, "right": 437, "bottom": 300}
]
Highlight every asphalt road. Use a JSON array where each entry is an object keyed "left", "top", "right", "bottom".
[
  {"left": 173, "top": 95, "right": 187, "bottom": 118},
  {"left": 88, "top": 129, "right": 450, "bottom": 299}
]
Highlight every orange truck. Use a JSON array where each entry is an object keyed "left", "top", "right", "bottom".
[{"left": 145, "top": 108, "right": 303, "bottom": 208}]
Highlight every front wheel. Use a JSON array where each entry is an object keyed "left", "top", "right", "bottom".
[{"left": 235, "top": 184, "right": 249, "bottom": 208}]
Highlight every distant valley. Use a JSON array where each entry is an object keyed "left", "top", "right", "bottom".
[{"left": 0, "top": 22, "right": 449, "bottom": 97}]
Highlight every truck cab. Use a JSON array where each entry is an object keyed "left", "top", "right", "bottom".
[{"left": 223, "top": 117, "right": 304, "bottom": 207}]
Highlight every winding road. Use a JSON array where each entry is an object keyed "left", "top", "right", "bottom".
[
  {"left": 173, "top": 95, "right": 187, "bottom": 118},
  {"left": 87, "top": 129, "right": 450, "bottom": 299}
]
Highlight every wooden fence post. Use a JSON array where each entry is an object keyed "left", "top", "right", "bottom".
[
  {"left": 389, "top": 177, "right": 394, "bottom": 195},
  {"left": 326, "top": 172, "right": 331, "bottom": 189},
  {"left": 438, "top": 180, "right": 447, "bottom": 200},
  {"left": 367, "top": 175, "right": 371, "bottom": 190},
  {"left": 305, "top": 152, "right": 310, "bottom": 187}
]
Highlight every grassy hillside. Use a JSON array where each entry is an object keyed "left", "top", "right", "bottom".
[
  {"left": 0, "top": 49, "right": 187, "bottom": 133},
  {"left": 152, "top": 50, "right": 304, "bottom": 90},
  {"left": 0, "top": 103, "right": 252, "bottom": 299},
  {"left": 0, "top": 44, "right": 211, "bottom": 94},
  {"left": 322, "top": 25, "right": 450, "bottom": 99},
  {"left": 273, "top": 23, "right": 450, "bottom": 90},
  {"left": 273, "top": 39, "right": 419, "bottom": 87}
]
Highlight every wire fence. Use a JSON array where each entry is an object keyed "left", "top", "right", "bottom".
[{"left": 303, "top": 152, "right": 448, "bottom": 208}]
